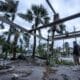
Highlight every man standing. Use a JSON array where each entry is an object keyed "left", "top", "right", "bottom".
[{"left": 73, "top": 41, "right": 80, "bottom": 65}]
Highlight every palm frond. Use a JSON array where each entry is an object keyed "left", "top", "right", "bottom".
[
  {"left": 23, "top": 33, "right": 30, "bottom": 47},
  {"left": 59, "top": 24, "right": 66, "bottom": 31},
  {"left": 56, "top": 24, "right": 66, "bottom": 34},
  {"left": 39, "top": 5, "right": 48, "bottom": 17},
  {"left": 18, "top": 10, "right": 33, "bottom": 22},
  {"left": 26, "top": 9, "right": 33, "bottom": 22},
  {"left": 32, "top": 5, "right": 39, "bottom": 16},
  {"left": 44, "top": 16, "right": 50, "bottom": 24},
  {"left": 6, "top": 0, "right": 19, "bottom": 13},
  {"left": 0, "top": 0, "right": 19, "bottom": 13},
  {"left": 18, "top": 13, "right": 26, "bottom": 19},
  {"left": 0, "top": 1, "right": 7, "bottom": 12},
  {"left": 32, "top": 5, "right": 48, "bottom": 17}
]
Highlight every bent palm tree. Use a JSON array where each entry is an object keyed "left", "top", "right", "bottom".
[{"left": 18, "top": 5, "right": 50, "bottom": 58}]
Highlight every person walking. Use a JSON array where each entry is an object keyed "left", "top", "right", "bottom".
[{"left": 73, "top": 41, "right": 80, "bottom": 65}]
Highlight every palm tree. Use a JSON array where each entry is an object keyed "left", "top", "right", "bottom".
[
  {"left": 6, "top": 0, "right": 19, "bottom": 42},
  {"left": 48, "top": 23, "right": 66, "bottom": 55},
  {"left": 18, "top": 5, "right": 50, "bottom": 58},
  {"left": 0, "top": 0, "right": 19, "bottom": 44},
  {"left": 12, "top": 29, "right": 19, "bottom": 59},
  {"left": 0, "top": 35, "right": 10, "bottom": 58},
  {"left": 0, "top": 0, "right": 19, "bottom": 59},
  {"left": 11, "top": 29, "right": 30, "bottom": 59}
]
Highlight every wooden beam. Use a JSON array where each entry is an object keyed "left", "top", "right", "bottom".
[
  {"left": 29, "top": 13, "right": 80, "bottom": 32},
  {"left": 0, "top": 13, "right": 80, "bottom": 41},
  {"left": 50, "top": 31, "right": 80, "bottom": 40},
  {"left": 0, "top": 16, "right": 47, "bottom": 41},
  {"left": 46, "top": 0, "right": 56, "bottom": 14}
]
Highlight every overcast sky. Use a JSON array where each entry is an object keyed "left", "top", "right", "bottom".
[{"left": 0, "top": 0, "right": 80, "bottom": 47}]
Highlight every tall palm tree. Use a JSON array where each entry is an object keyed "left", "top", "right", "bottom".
[
  {"left": 6, "top": 0, "right": 19, "bottom": 43},
  {"left": 18, "top": 5, "right": 50, "bottom": 58},
  {"left": 0, "top": 0, "right": 19, "bottom": 59}
]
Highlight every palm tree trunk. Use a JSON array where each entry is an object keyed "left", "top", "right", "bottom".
[
  {"left": 38, "top": 29, "right": 41, "bottom": 46},
  {"left": 12, "top": 31, "right": 18, "bottom": 59},
  {"left": 8, "top": 13, "right": 17, "bottom": 59},
  {"left": 50, "top": 27, "right": 55, "bottom": 65},
  {"left": 7, "top": 1, "right": 19, "bottom": 59},
  {"left": 32, "top": 18, "right": 38, "bottom": 59},
  {"left": 46, "top": 35, "right": 50, "bottom": 65},
  {"left": 7, "top": 28, "right": 12, "bottom": 42},
  {"left": 51, "top": 29, "right": 55, "bottom": 56},
  {"left": 32, "top": 30, "right": 36, "bottom": 58}
]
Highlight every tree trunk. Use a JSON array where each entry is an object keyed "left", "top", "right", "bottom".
[
  {"left": 32, "top": 30, "right": 36, "bottom": 58},
  {"left": 51, "top": 29, "right": 55, "bottom": 56},
  {"left": 38, "top": 29, "right": 41, "bottom": 46},
  {"left": 50, "top": 27, "right": 55, "bottom": 65},
  {"left": 12, "top": 47, "right": 16, "bottom": 59},
  {"left": 7, "top": 28, "right": 12, "bottom": 42},
  {"left": 12, "top": 31, "right": 18, "bottom": 59},
  {"left": 32, "top": 18, "right": 38, "bottom": 59},
  {"left": 6, "top": 13, "right": 16, "bottom": 59}
]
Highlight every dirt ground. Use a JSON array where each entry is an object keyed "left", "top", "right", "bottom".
[{"left": 0, "top": 60, "right": 80, "bottom": 80}]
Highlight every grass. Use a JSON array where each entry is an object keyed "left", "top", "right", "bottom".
[
  {"left": 56, "top": 60, "right": 74, "bottom": 66},
  {"left": 49, "top": 57, "right": 74, "bottom": 66}
]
